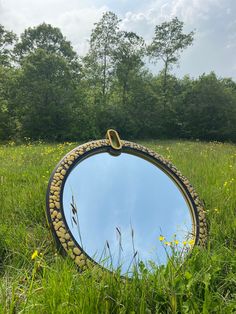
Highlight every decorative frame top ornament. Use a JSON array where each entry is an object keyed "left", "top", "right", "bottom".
[{"left": 46, "top": 130, "right": 207, "bottom": 272}]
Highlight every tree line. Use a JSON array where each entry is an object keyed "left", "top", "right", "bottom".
[{"left": 0, "top": 12, "right": 236, "bottom": 142}]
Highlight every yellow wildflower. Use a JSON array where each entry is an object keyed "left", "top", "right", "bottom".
[
  {"left": 31, "top": 250, "right": 38, "bottom": 260},
  {"left": 164, "top": 241, "right": 171, "bottom": 246},
  {"left": 174, "top": 240, "right": 179, "bottom": 245},
  {"left": 159, "top": 235, "right": 165, "bottom": 242},
  {"left": 188, "top": 239, "right": 195, "bottom": 246},
  {"left": 182, "top": 241, "right": 187, "bottom": 246}
]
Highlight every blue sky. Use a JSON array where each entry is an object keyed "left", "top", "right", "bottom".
[
  {"left": 0, "top": 0, "right": 235, "bottom": 78},
  {"left": 63, "top": 152, "right": 193, "bottom": 274}
]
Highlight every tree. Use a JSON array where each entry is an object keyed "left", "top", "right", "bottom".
[
  {"left": 16, "top": 49, "right": 77, "bottom": 140},
  {"left": 13, "top": 24, "right": 80, "bottom": 140},
  {"left": 0, "top": 26, "right": 18, "bottom": 139},
  {"left": 88, "top": 11, "right": 121, "bottom": 102},
  {"left": 148, "top": 17, "right": 194, "bottom": 94},
  {"left": 14, "top": 23, "right": 77, "bottom": 63},
  {"left": 179, "top": 72, "right": 236, "bottom": 141},
  {"left": 113, "top": 31, "right": 145, "bottom": 106},
  {"left": 0, "top": 25, "right": 17, "bottom": 66},
  {"left": 0, "top": 66, "right": 12, "bottom": 139},
  {"left": 0, "top": 65, "right": 20, "bottom": 140}
]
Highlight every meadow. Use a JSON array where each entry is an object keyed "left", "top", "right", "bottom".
[{"left": 0, "top": 140, "right": 235, "bottom": 313}]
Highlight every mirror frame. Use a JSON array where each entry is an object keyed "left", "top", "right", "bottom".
[{"left": 46, "top": 139, "right": 207, "bottom": 271}]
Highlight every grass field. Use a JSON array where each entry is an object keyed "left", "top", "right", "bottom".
[{"left": 0, "top": 140, "right": 236, "bottom": 313}]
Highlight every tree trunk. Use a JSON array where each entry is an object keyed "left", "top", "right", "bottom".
[
  {"left": 163, "top": 60, "right": 168, "bottom": 96},
  {"left": 122, "top": 72, "right": 128, "bottom": 107},
  {"left": 163, "top": 59, "right": 168, "bottom": 109},
  {"left": 102, "top": 50, "right": 107, "bottom": 105}
]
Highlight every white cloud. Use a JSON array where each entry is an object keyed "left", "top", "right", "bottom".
[
  {"left": 120, "top": 0, "right": 232, "bottom": 33},
  {"left": 0, "top": 0, "right": 108, "bottom": 55},
  {"left": 54, "top": 7, "right": 108, "bottom": 54},
  {"left": 119, "top": 0, "right": 236, "bottom": 78},
  {"left": 226, "top": 19, "right": 236, "bottom": 49}
]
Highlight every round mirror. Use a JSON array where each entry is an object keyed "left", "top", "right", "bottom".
[{"left": 46, "top": 132, "right": 207, "bottom": 276}]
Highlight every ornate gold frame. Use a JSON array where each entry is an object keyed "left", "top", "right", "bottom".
[{"left": 46, "top": 137, "right": 207, "bottom": 271}]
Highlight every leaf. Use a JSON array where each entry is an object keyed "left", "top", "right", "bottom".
[{"left": 185, "top": 271, "right": 192, "bottom": 280}]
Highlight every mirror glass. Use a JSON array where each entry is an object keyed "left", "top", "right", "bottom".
[{"left": 62, "top": 152, "right": 193, "bottom": 275}]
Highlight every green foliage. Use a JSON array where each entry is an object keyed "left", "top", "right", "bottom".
[
  {"left": 148, "top": 17, "right": 194, "bottom": 73},
  {"left": 177, "top": 73, "right": 236, "bottom": 141},
  {"left": 88, "top": 11, "right": 121, "bottom": 99},
  {"left": 148, "top": 17, "right": 194, "bottom": 100},
  {"left": 0, "top": 15, "right": 236, "bottom": 143},
  {"left": 15, "top": 49, "right": 77, "bottom": 140},
  {"left": 0, "top": 66, "right": 20, "bottom": 140},
  {"left": 9, "top": 23, "right": 81, "bottom": 141},
  {"left": 0, "top": 66, "right": 11, "bottom": 139},
  {"left": 0, "top": 141, "right": 236, "bottom": 313},
  {"left": 0, "top": 25, "right": 17, "bottom": 67},
  {"left": 113, "top": 31, "right": 145, "bottom": 106},
  {"left": 14, "top": 23, "right": 76, "bottom": 63}
]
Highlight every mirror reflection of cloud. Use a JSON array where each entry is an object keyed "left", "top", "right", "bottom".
[{"left": 63, "top": 152, "right": 192, "bottom": 274}]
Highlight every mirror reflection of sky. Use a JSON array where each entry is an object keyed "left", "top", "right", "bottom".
[{"left": 63, "top": 152, "right": 193, "bottom": 275}]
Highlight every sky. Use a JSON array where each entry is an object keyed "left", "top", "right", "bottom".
[
  {"left": 63, "top": 152, "right": 193, "bottom": 274},
  {"left": 0, "top": 0, "right": 235, "bottom": 79}
]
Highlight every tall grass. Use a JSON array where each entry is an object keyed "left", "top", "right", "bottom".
[{"left": 0, "top": 140, "right": 235, "bottom": 313}]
